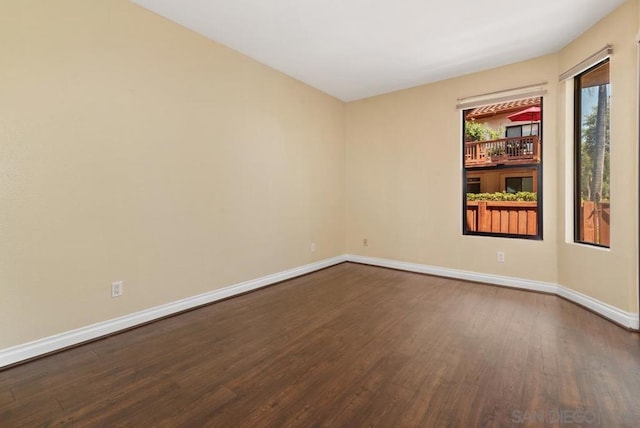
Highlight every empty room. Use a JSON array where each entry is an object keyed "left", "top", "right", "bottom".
[{"left": 1, "top": 0, "right": 640, "bottom": 426}]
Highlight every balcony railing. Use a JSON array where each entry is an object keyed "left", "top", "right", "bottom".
[{"left": 465, "top": 135, "right": 541, "bottom": 167}]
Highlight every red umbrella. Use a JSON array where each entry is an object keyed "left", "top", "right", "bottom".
[{"left": 507, "top": 106, "right": 541, "bottom": 122}]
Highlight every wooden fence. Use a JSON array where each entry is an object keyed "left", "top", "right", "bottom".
[
  {"left": 466, "top": 200, "right": 610, "bottom": 243},
  {"left": 466, "top": 201, "right": 537, "bottom": 235},
  {"left": 580, "top": 201, "right": 610, "bottom": 246}
]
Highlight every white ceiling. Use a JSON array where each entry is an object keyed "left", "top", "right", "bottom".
[{"left": 132, "top": 0, "right": 626, "bottom": 101}]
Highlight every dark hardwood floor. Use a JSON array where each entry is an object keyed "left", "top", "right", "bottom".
[{"left": 1, "top": 262, "right": 639, "bottom": 427}]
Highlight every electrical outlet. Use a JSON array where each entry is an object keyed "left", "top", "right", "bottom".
[
  {"left": 111, "top": 281, "right": 123, "bottom": 298},
  {"left": 310, "top": 242, "right": 316, "bottom": 252},
  {"left": 497, "top": 251, "right": 505, "bottom": 263},
  {"left": 363, "top": 238, "right": 368, "bottom": 247}
]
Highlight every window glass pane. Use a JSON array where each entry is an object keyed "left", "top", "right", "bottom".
[
  {"left": 521, "top": 124, "right": 540, "bottom": 136},
  {"left": 506, "top": 124, "right": 539, "bottom": 138},
  {"left": 505, "top": 177, "right": 533, "bottom": 193},
  {"left": 463, "top": 97, "right": 542, "bottom": 238},
  {"left": 575, "top": 60, "right": 610, "bottom": 247},
  {"left": 506, "top": 126, "right": 522, "bottom": 138},
  {"left": 506, "top": 177, "right": 521, "bottom": 193},
  {"left": 467, "top": 177, "right": 481, "bottom": 193}
]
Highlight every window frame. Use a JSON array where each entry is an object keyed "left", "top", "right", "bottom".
[{"left": 573, "top": 58, "right": 611, "bottom": 248}]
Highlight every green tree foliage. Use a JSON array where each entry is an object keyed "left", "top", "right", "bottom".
[
  {"left": 465, "top": 120, "right": 501, "bottom": 142},
  {"left": 580, "top": 89, "right": 610, "bottom": 202}
]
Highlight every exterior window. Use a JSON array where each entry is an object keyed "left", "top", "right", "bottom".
[
  {"left": 463, "top": 97, "right": 542, "bottom": 238},
  {"left": 506, "top": 177, "right": 533, "bottom": 193},
  {"left": 574, "top": 59, "right": 610, "bottom": 247},
  {"left": 467, "top": 177, "right": 481, "bottom": 193},
  {"left": 506, "top": 123, "right": 539, "bottom": 138}
]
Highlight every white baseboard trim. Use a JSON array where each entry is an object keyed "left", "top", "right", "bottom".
[
  {"left": 346, "top": 254, "right": 558, "bottom": 293},
  {"left": 556, "top": 285, "right": 639, "bottom": 330},
  {"left": 346, "top": 254, "right": 639, "bottom": 330},
  {"left": 0, "top": 255, "right": 347, "bottom": 369},
  {"left": 2, "top": 253, "right": 637, "bottom": 369}
]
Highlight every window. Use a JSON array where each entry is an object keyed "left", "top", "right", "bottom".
[
  {"left": 505, "top": 176, "right": 533, "bottom": 193},
  {"left": 467, "top": 177, "right": 481, "bottom": 193},
  {"left": 463, "top": 97, "right": 542, "bottom": 238},
  {"left": 506, "top": 123, "right": 539, "bottom": 138},
  {"left": 574, "top": 59, "right": 610, "bottom": 247}
]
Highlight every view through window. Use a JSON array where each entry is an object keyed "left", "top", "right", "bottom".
[
  {"left": 463, "top": 97, "right": 542, "bottom": 238},
  {"left": 575, "top": 59, "right": 610, "bottom": 247}
]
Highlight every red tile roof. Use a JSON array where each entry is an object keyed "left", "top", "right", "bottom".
[{"left": 466, "top": 97, "right": 541, "bottom": 120}]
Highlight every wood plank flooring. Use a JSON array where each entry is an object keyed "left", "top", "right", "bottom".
[{"left": 1, "top": 262, "right": 639, "bottom": 427}]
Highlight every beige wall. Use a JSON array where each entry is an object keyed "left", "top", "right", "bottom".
[
  {"left": 0, "top": 0, "right": 346, "bottom": 349},
  {"left": 346, "top": 0, "right": 638, "bottom": 313},
  {"left": 346, "top": 54, "right": 560, "bottom": 282},
  {"left": 557, "top": 0, "right": 639, "bottom": 312},
  {"left": 2, "top": 0, "right": 638, "bottom": 352}
]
